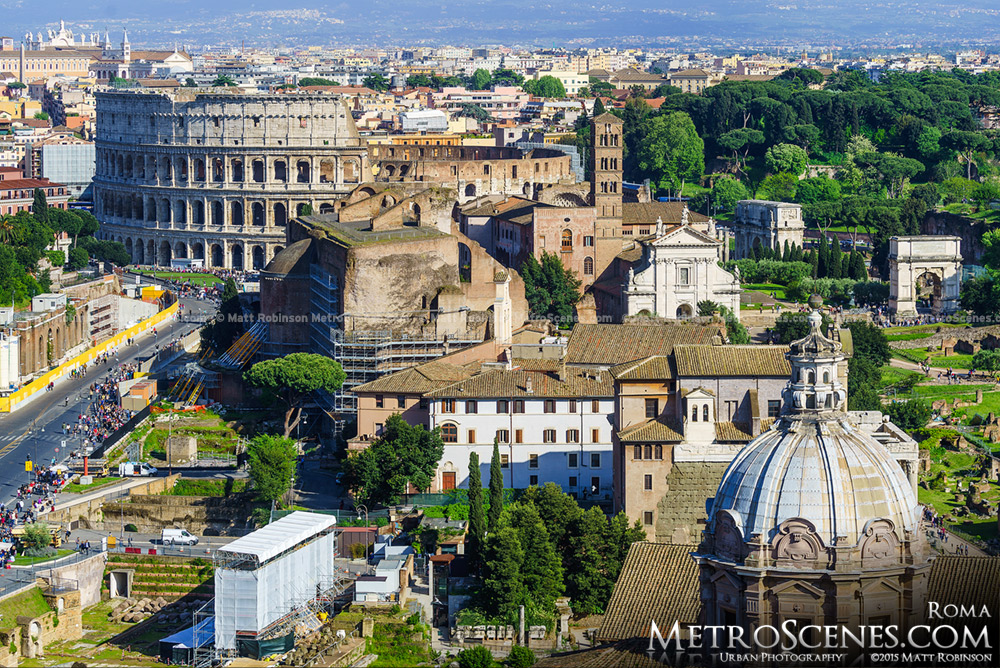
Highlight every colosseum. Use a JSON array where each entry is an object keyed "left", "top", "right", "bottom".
[{"left": 93, "top": 89, "right": 370, "bottom": 269}]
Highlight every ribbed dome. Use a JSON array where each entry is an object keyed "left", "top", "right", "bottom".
[{"left": 710, "top": 414, "right": 919, "bottom": 546}]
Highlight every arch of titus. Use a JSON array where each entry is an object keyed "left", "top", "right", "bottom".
[
  {"left": 93, "top": 89, "right": 370, "bottom": 269},
  {"left": 888, "top": 235, "right": 962, "bottom": 316}
]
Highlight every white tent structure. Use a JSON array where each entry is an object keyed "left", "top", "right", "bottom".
[{"left": 214, "top": 511, "right": 337, "bottom": 651}]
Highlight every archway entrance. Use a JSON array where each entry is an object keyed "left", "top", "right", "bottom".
[
  {"left": 675, "top": 304, "right": 693, "bottom": 319},
  {"left": 915, "top": 271, "right": 942, "bottom": 311}
]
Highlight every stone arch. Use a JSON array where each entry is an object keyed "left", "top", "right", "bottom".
[
  {"left": 320, "top": 159, "right": 335, "bottom": 183},
  {"left": 231, "top": 158, "right": 244, "bottom": 182},
  {"left": 358, "top": 186, "right": 376, "bottom": 197},
  {"left": 465, "top": 183, "right": 476, "bottom": 197},
  {"left": 212, "top": 158, "right": 224, "bottom": 182},
  {"left": 319, "top": 203, "right": 335, "bottom": 214},
  {"left": 191, "top": 242, "right": 205, "bottom": 261},
  {"left": 523, "top": 182, "right": 532, "bottom": 196},
  {"left": 380, "top": 195, "right": 396, "bottom": 209},
  {"left": 211, "top": 200, "right": 224, "bottom": 226},
  {"left": 116, "top": 154, "right": 123, "bottom": 177},
  {"left": 173, "top": 200, "right": 187, "bottom": 226},
  {"left": 252, "top": 245, "right": 265, "bottom": 270},
  {"left": 178, "top": 157, "right": 188, "bottom": 181},
  {"left": 561, "top": 228, "right": 573, "bottom": 250},
  {"left": 134, "top": 238, "right": 145, "bottom": 264},
  {"left": 273, "top": 159, "right": 287, "bottom": 182},
  {"left": 384, "top": 164, "right": 396, "bottom": 178},
  {"left": 296, "top": 202, "right": 310, "bottom": 216},
  {"left": 252, "top": 202, "right": 265, "bottom": 226},
  {"left": 399, "top": 164, "right": 410, "bottom": 177},
  {"left": 174, "top": 241, "right": 188, "bottom": 259},
  {"left": 273, "top": 246, "right": 284, "bottom": 258},
  {"left": 458, "top": 242, "right": 472, "bottom": 283},
  {"left": 37, "top": 333, "right": 44, "bottom": 370},
  {"left": 192, "top": 200, "right": 205, "bottom": 226},
  {"left": 125, "top": 238, "right": 133, "bottom": 258},
  {"left": 147, "top": 240, "right": 156, "bottom": 265},
  {"left": 124, "top": 154, "right": 133, "bottom": 178},
  {"left": 231, "top": 245, "right": 244, "bottom": 270},
  {"left": 676, "top": 304, "right": 693, "bottom": 319},
  {"left": 158, "top": 240, "right": 172, "bottom": 266},
  {"left": 145, "top": 196, "right": 156, "bottom": 222},
  {"left": 159, "top": 156, "right": 171, "bottom": 182},
  {"left": 915, "top": 271, "right": 943, "bottom": 310},
  {"left": 252, "top": 159, "right": 265, "bottom": 183},
  {"left": 160, "top": 198, "right": 171, "bottom": 223},
  {"left": 210, "top": 243, "right": 224, "bottom": 268},
  {"left": 584, "top": 256, "right": 594, "bottom": 275},
  {"left": 273, "top": 202, "right": 286, "bottom": 227},
  {"left": 193, "top": 157, "right": 206, "bottom": 182},
  {"left": 231, "top": 201, "right": 244, "bottom": 227},
  {"left": 343, "top": 159, "right": 359, "bottom": 183},
  {"left": 296, "top": 159, "right": 310, "bottom": 183}
]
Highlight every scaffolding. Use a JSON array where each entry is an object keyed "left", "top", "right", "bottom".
[{"left": 217, "top": 321, "right": 269, "bottom": 370}]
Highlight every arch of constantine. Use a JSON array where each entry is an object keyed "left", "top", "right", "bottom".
[{"left": 93, "top": 89, "right": 370, "bottom": 269}]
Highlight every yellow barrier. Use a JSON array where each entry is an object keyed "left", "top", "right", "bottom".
[{"left": 0, "top": 301, "right": 179, "bottom": 413}]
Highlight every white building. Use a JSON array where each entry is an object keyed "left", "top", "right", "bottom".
[
  {"left": 426, "top": 366, "right": 614, "bottom": 501},
  {"left": 399, "top": 109, "right": 449, "bottom": 133},
  {"left": 0, "top": 332, "right": 19, "bottom": 392},
  {"left": 533, "top": 70, "right": 589, "bottom": 96},
  {"left": 624, "top": 217, "right": 741, "bottom": 319}
]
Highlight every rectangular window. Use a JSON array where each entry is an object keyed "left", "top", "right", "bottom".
[
  {"left": 496, "top": 429, "right": 510, "bottom": 443},
  {"left": 529, "top": 454, "right": 539, "bottom": 468},
  {"left": 501, "top": 454, "right": 509, "bottom": 468},
  {"left": 397, "top": 395, "right": 406, "bottom": 409},
  {"left": 569, "top": 476, "right": 577, "bottom": 488},
  {"left": 591, "top": 476, "right": 600, "bottom": 492},
  {"left": 468, "top": 429, "right": 476, "bottom": 443},
  {"left": 539, "top": 235, "right": 545, "bottom": 248},
  {"left": 592, "top": 399, "right": 600, "bottom": 413},
  {"left": 590, "top": 453, "right": 601, "bottom": 468},
  {"left": 544, "top": 399, "right": 556, "bottom": 414},
  {"left": 643, "top": 511, "right": 653, "bottom": 525},
  {"left": 375, "top": 394, "right": 384, "bottom": 408},
  {"left": 566, "top": 429, "right": 580, "bottom": 443},
  {"left": 466, "top": 400, "right": 478, "bottom": 414},
  {"left": 497, "top": 399, "right": 509, "bottom": 414},
  {"left": 442, "top": 398, "right": 456, "bottom": 413},
  {"left": 767, "top": 400, "right": 781, "bottom": 418},
  {"left": 584, "top": 235, "right": 594, "bottom": 247},
  {"left": 515, "top": 429, "right": 523, "bottom": 444},
  {"left": 530, "top": 475, "right": 539, "bottom": 486},
  {"left": 513, "top": 400, "right": 525, "bottom": 414},
  {"left": 543, "top": 429, "right": 556, "bottom": 443},
  {"left": 645, "top": 398, "right": 658, "bottom": 419},
  {"left": 419, "top": 397, "right": 428, "bottom": 410},
  {"left": 644, "top": 474, "right": 653, "bottom": 490},
  {"left": 375, "top": 423, "right": 383, "bottom": 435},
  {"left": 679, "top": 267, "right": 690, "bottom": 285},
  {"left": 568, "top": 399, "right": 578, "bottom": 414},
  {"left": 568, "top": 453, "right": 578, "bottom": 468}
]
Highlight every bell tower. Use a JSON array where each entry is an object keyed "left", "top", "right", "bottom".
[{"left": 590, "top": 112, "right": 622, "bottom": 220}]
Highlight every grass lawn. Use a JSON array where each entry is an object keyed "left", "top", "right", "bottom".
[
  {"left": 927, "top": 354, "right": 977, "bottom": 369},
  {"left": 64, "top": 476, "right": 122, "bottom": 493},
  {"left": 17, "top": 548, "right": 77, "bottom": 567},
  {"left": 742, "top": 283, "right": 789, "bottom": 300},
  {"left": 942, "top": 203, "right": 1000, "bottom": 223},
  {"left": 879, "top": 366, "right": 921, "bottom": 390},
  {"left": 953, "top": 390, "right": 1000, "bottom": 421},
  {"left": 366, "top": 618, "right": 433, "bottom": 668},
  {"left": 892, "top": 349, "right": 930, "bottom": 364},
  {"left": 910, "top": 383, "right": 993, "bottom": 399},
  {"left": 885, "top": 331, "right": 936, "bottom": 342},
  {"left": 135, "top": 270, "right": 223, "bottom": 287},
  {"left": 0, "top": 587, "right": 51, "bottom": 628},
  {"left": 167, "top": 478, "right": 246, "bottom": 497}
]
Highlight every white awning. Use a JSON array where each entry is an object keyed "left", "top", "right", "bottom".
[{"left": 217, "top": 511, "right": 336, "bottom": 565}]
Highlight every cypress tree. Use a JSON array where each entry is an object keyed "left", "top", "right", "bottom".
[
  {"left": 593, "top": 97, "right": 606, "bottom": 116},
  {"left": 829, "top": 235, "right": 842, "bottom": 279},
  {"left": 850, "top": 249, "right": 867, "bottom": 280},
  {"left": 782, "top": 239, "right": 791, "bottom": 262},
  {"left": 467, "top": 452, "right": 487, "bottom": 575},
  {"left": 32, "top": 188, "right": 49, "bottom": 224},
  {"left": 817, "top": 235, "right": 830, "bottom": 278},
  {"left": 841, "top": 253, "right": 851, "bottom": 279},
  {"left": 809, "top": 248, "right": 819, "bottom": 278},
  {"left": 488, "top": 440, "right": 503, "bottom": 533}
]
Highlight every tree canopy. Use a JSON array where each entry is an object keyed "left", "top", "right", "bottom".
[
  {"left": 246, "top": 434, "right": 298, "bottom": 503},
  {"left": 520, "top": 251, "right": 582, "bottom": 327},
  {"left": 244, "top": 353, "right": 346, "bottom": 437}
]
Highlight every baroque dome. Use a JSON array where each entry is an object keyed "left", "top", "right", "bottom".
[{"left": 708, "top": 301, "right": 919, "bottom": 548}]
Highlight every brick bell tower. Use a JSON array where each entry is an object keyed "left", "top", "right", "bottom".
[{"left": 590, "top": 112, "right": 623, "bottom": 220}]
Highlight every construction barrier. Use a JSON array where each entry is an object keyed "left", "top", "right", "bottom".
[{"left": 0, "top": 301, "right": 179, "bottom": 413}]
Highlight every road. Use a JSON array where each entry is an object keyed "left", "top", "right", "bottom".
[{"left": 0, "top": 295, "right": 216, "bottom": 509}]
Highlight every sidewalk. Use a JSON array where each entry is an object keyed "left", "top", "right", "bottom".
[{"left": 51, "top": 476, "right": 161, "bottom": 513}]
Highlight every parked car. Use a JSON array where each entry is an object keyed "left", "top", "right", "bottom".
[
  {"left": 118, "top": 461, "right": 157, "bottom": 477},
  {"left": 161, "top": 528, "right": 199, "bottom": 546}
]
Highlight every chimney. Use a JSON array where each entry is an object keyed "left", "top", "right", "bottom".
[
  {"left": 525, "top": 376, "right": 534, "bottom": 394},
  {"left": 558, "top": 358, "right": 567, "bottom": 381}
]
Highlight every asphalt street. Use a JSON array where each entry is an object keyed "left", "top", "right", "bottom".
[{"left": 0, "top": 294, "right": 216, "bottom": 509}]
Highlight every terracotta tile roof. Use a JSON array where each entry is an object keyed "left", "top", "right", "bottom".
[
  {"left": 426, "top": 367, "right": 612, "bottom": 399},
  {"left": 617, "top": 417, "right": 685, "bottom": 443},
  {"left": 0, "top": 177, "right": 66, "bottom": 191},
  {"left": 670, "top": 69, "right": 711, "bottom": 78},
  {"left": 610, "top": 355, "right": 675, "bottom": 380},
  {"left": 621, "top": 202, "right": 709, "bottom": 225},
  {"left": 353, "top": 360, "right": 475, "bottom": 395},
  {"left": 723, "top": 74, "right": 776, "bottom": 82},
  {"left": 566, "top": 323, "right": 725, "bottom": 367},
  {"left": 715, "top": 419, "right": 774, "bottom": 442},
  {"left": 927, "top": 556, "right": 1000, "bottom": 617},
  {"left": 511, "top": 358, "right": 562, "bottom": 372},
  {"left": 616, "top": 245, "right": 644, "bottom": 263},
  {"left": 536, "top": 640, "right": 663, "bottom": 668},
  {"left": 463, "top": 196, "right": 547, "bottom": 225},
  {"left": 592, "top": 111, "right": 623, "bottom": 125},
  {"left": 597, "top": 542, "right": 701, "bottom": 643},
  {"left": 612, "top": 69, "right": 667, "bottom": 83},
  {"left": 673, "top": 344, "right": 791, "bottom": 377}
]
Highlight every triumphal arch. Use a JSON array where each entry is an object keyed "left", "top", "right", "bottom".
[{"left": 888, "top": 235, "right": 962, "bottom": 315}]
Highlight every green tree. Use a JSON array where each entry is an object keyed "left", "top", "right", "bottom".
[
  {"left": 491, "top": 68, "right": 524, "bottom": 86},
  {"left": 244, "top": 353, "right": 346, "bottom": 437},
  {"left": 457, "top": 645, "right": 496, "bottom": 668},
  {"left": 795, "top": 175, "right": 841, "bottom": 205},
  {"left": 34, "top": 111, "right": 49, "bottom": 121},
  {"left": 972, "top": 349, "right": 1000, "bottom": 372},
  {"left": 592, "top": 97, "right": 606, "bottom": 116},
  {"left": 697, "top": 300, "right": 720, "bottom": 316},
  {"left": 32, "top": 188, "right": 48, "bottom": 224},
  {"left": 774, "top": 310, "right": 831, "bottom": 344},
  {"left": 564, "top": 507, "right": 613, "bottom": 615},
  {"left": 711, "top": 177, "right": 749, "bottom": 211},
  {"left": 509, "top": 504, "right": 564, "bottom": 612},
  {"left": 520, "top": 251, "right": 582, "bottom": 327},
  {"left": 480, "top": 526, "right": 525, "bottom": 621},
  {"left": 910, "top": 182, "right": 940, "bottom": 209},
  {"left": 717, "top": 128, "right": 763, "bottom": 177},
  {"left": 467, "top": 452, "right": 486, "bottom": 574},
  {"left": 972, "top": 182, "right": 1000, "bottom": 212},
  {"left": 211, "top": 75, "right": 236, "bottom": 87},
  {"left": 246, "top": 434, "right": 298, "bottom": 503},
  {"left": 524, "top": 75, "right": 566, "bottom": 98},
  {"left": 457, "top": 103, "right": 492, "bottom": 123},
  {"left": 817, "top": 234, "right": 830, "bottom": 278},
  {"left": 183, "top": 77, "right": 196, "bottom": 87},
  {"left": 344, "top": 414, "right": 444, "bottom": 507},
  {"left": 845, "top": 321, "right": 892, "bottom": 367},
  {"left": 21, "top": 522, "right": 52, "bottom": 552},
  {"left": 67, "top": 246, "right": 88, "bottom": 270},
  {"left": 488, "top": 440, "right": 503, "bottom": 533},
  {"left": 469, "top": 68, "right": 492, "bottom": 90},
  {"left": 828, "top": 236, "right": 842, "bottom": 279},
  {"left": 885, "top": 399, "right": 932, "bottom": 432},
  {"left": 299, "top": 77, "right": 341, "bottom": 87},
  {"left": 764, "top": 143, "right": 809, "bottom": 176},
  {"left": 847, "top": 357, "right": 881, "bottom": 411},
  {"left": 941, "top": 130, "right": 988, "bottom": 179},
  {"left": 362, "top": 73, "right": 390, "bottom": 92},
  {"left": 506, "top": 645, "right": 536, "bottom": 668},
  {"left": 961, "top": 274, "right": 1000, "bottom": 317},
  {"left": 757, "top": 172, "right": 798, "bottom": 202},
  {"left": 635, "top": 112, "right": 704, "bottom": 197}
]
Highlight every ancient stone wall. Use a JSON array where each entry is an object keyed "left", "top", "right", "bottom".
[{"left": 921, "top": 209, "right": 987, "bottom": 265}]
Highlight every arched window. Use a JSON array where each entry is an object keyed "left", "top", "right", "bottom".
[
  {"left": 823, "top": 370, "right": 830, "bottom": 383},
  {"left": 703, "top": 404, "right": 709, "bottom": 422},
  {"left": 644, "top": 445, "right": 652, "bottom": 460},
  {"left": 654, "top": 444, "right": 663, "bottom": 460},
  {"left": 691, "top": 405, "right": 698, "bottom": 422},
  {"left": 441, "top": 423, "right": 457, "bottom": 443},
  {"left": 807, "top": 370, "right": 815, "bottom": 384},
  {"left": 633, "top": 445, "right": 642, "bottom": 460},
  {"left": 584, "top": 257, "right": 594, "bottom": 275},
  {"left": 561, "top": 229, "right": 573, "bottom": 249}
]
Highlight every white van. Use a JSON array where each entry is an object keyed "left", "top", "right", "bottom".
[
  {"left": 119, "top": 461, "right": 158, "bottom": 477},
  {"left": 162, "top": 528, "right": 199, "bottom": 546}
]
